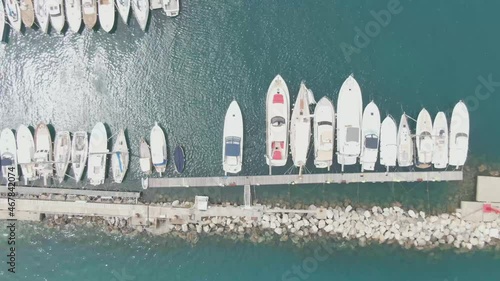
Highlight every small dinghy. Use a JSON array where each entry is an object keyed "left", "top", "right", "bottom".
[
  {"left": 16, "top": 125, "right": 36, "bottom": 184},
  {"left": 116, "top": 0, "right": 130, "bottom": 24},
  {"left": 397, "top": 114, "right": 413, "bottom": 167},
  {"left": 141, "top": 177, "right": 148, "bottom": 189},
  {"left": 132, "top": 0, "right": 148, "bottom": 31},
  {"left": 111, "top": 129, "right": 129, "bottom": 183},
  {"left": 20, "top": 0, "right": 35, "bottom": 28},
  {"left": 34, "top": 0, "right": 49, "bottom": 33},
  {"left": 82, "top": 0, "right": 97, "bottom": 29},
  {"left": 71, "top": 131, "right": 88, "bottom": 183},
  {"left": 5, "top": 0, "right": 22, "bottom": 33},
  {"left": 266, "top": 75, "right": 290, "bottom": 171},
  {"left": 174, "top": 145, "right": 185, "bottom": 173},
  {"left": 289, "top": 82, "right": 311, "bottom": 170},
  {"left": 34, "top": 123, "right": 53, "bottom": 185},
  {"left": 53, "top": 131, "right": 71, "bottom": 183},
  {"left": 432, "top": 112, "right": 448, "bottom": 169},
  {"left": 0, "top": 129, "right": 19, "bottom": 182},
  {"left": 47, "top": 0, "right": 64, "bottom": 33},
  {"left": 336, "top": 75, "right": 363, "bottom": 172},
  {"left": 150, "top": 122, "right": 167, "bottom": 176},
  {"left": 379, "top": 115, "right": 398, "bottom": 172},
  {"left": 87, "top": 122, "right": 108, "bottom": 186},
  {"left": 223, "top": 100, "right": 243, "bottom": 175},
  {"left": 313, "top": 97, "right": 335, "bottom": 170},
  {"left": 162, "top": 0, "right": 178, "bottom": 17},
  {"left": 65, "top": 0, "right": 81, "bottom": 32},
  {"left": 139, "top": 138, "right": 152, "bottom": 174},
  {"left": 416, "top": 108, "right": 433, "bottom": 168},
  {"left": 449, "top": 101, "right": 469, "bottom": 168},
  {"left": 360, "top": 101, "right": 381, "bottom": 171},
  {"left": 98, "top": 0, "right": 114, "bottom": 32}
]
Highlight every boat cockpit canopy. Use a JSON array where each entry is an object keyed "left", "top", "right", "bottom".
[{"left": 271, "top": 116, "right": 285, "bottom": 127}]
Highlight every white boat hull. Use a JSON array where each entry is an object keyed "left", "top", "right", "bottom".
[
  {"left": 116, "top": 0, "right": 130, "bottom": 24},
  {"left": 5, "top": 0, "right": 22, "bottom": 33},
  {"left": 449, "top": 101, "right": 469, "bottom": 167},
  {"left": 98, "top": 0, "right": 115, "bottom": 32},
  {"left": 266, "top": 75, "right": 290, "bottom": 168},
  {"left": 34, "top": 123, "right": 53, "bottom": 185},
  {"left": 150, "top": 122, "right": 167, "bottom": 175},
  {"left": 162, "top": 0, "right": 178, "bottom": 17},
  {"left": 0, "top": 129, "right": 19, "bottom": 182},
  {"left": 397, "top": 114, "right": 413, "bottom": 167},
  {"left": 139, "top": 138, "right": 152, "bottom": 174},
  {"left": 0, "top": 3, "right": 5, "bottom": 42},
  {"left": 360, "top": 101, "right": 380, "bottom": 171},
  {"left": 132, "top": 0, "right": 148, "bottom": 31},
  {"left": 87, "top": 122, "right": 108, "bottom": 186},
  {"left": 336, "top": 75, "right": 363, "bottom": 170},
  {"left": 416, "top": 108, "right": 433, "bottom": 168},
  {"left": 71, "top": 131, "right": 88, "bottom": 183},
  {"left": 16, "top": 125, "right": 36, "bottom": 184},
  {"left": 222, "top": 101, "right": 243, "bottom": 174},
  {"left": 313, "top": 97, "right": 335, "bottom": 169},
  {"left": 34, "top": 0, "right": 50, "bottom": 33},
  {"left": 54, "top": 131, "right": 71, "bottom": 183},
  {"left": 379, "top": 115, "right": 397, "bottom": 170},
  {"left": 290, "top": 82, "right": 311, "bottom": 168},
  {"left": 111, "top": 129, "right": 129, "bottom": 183},
  {"left": 48, "top": 0, "right": 65, "bottom": 32},
  {"left": 65, "top": 0, "right": 82, "bottom": 32},
  {"left": 432, "top": 112, "right": 448, "bottom": 169}
]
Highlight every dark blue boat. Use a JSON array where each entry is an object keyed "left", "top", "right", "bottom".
[{"left": 174, "top": 146, "right": 185, "bottom": 173}]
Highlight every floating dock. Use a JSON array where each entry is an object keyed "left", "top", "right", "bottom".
[
  {"left": 148, "top": 171, "right": 463, "bottom": 188},
  {"left": 459, "top": 176, "right": 500, "bottom": 222}
]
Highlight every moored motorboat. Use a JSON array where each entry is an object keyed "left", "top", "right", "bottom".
[
  {"left": 5, "top": 0, "right": 22, "bottom": 33},
  {"left": 116, "top": 0, "right": 130, "bottom": 24},
  {"left": 289, "top": 82, "right": 311, "bottom": 169},
  {"left": 222, "top": 100, "right": 243, "bottom": 175},
  {"left": 336, "top": 75, "right": 363, "bottom": 172},
  {"left": 313, "top": 97, "right": 335, "bottom": 170},
  {"left": 360, "top": 101, "right": 381, "bottom": 171},
  {"left": 71, "top": 131, "right": 88, "bottom": 182},
  {"left": 132, "top": 0, "right": 148, "bottom": 31},
  {"left": 0, "top": 2, "right": 5, "bottom": 41},
  {"left": 53, "top": 131, "right": 71, "bottom": 183},
  {"left": 65, "top": 0, "right": 81, "bottom": 32},
  {"left": 150, "top": 122, "right": 167, "bottom": 176},
  {"left": 20, "top": 0, "right": 35, "bottom": 28},
  {"left": 0, "top": 128, "right": 19, "bottom": 182},
  {"left": 98, "top": 0, "right": 114, "bottom": 32},
  {"left": 162, "top": 0, "right": 178, "bottom": 17},
  {"left": 449, "top": 101, "right": 469, "bottom": 168},
  {"left": 379, "top": 115, "right": 397, "bottom": 172},
  {"left": 82, "top": 0, "right": 97, "bottom": 29},
  {"left": 47, "top": 0, "right": 64, "bottom": 33},
  {"left": 397, "top": 113, "right": 413, "bottom": 167},
  {"left": 174, "top": 145, "right": 185, "bottom": 173},
  {"left": 16, "top": 125, "right": 36, "bottom": 184},
  {"left": 34, "top": 123, "right": 53, "bottom": 185},
  {"left": 87, "top": 122, "right": 108, "bottom": 186},
  {"left": 416, "top": 108, "right": 433, "bottom": 168},
  {"left": 34, "top": 0, "right": 49, "bottom": 33},
  {"left": 111, "top": 129, "right": 129, "bottom": 183},
  {"left": 432, "top": 111, "right": 448, "bottom": 169},
  {"left": 139, "top": 137, "right": 152, "bottom": 174},
  {"left": 265, "top": 75, "right": 290, "bottom": 171}
]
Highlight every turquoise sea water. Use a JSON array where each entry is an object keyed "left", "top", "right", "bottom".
[{"left": 1, "top": 0, "right": 500, "bottom": 279}]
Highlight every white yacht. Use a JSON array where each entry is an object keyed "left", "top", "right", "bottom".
[
  {"left": 265, "top": 75, "right": 290, "bottom": 171},
  {"left": 54, "top": 131, "right": 71, "bottom": 183},
  {"left": 5, "top": 0, "right": 22, "bottom": 33},
  {"left": 98, "top": 0, "right": 114, "bottom": 32},
  {"left": 397, "top": 114, "right": 413, "bottom": 167},
  {"left": 313, "top": 97, "right": 335, "bottom": 170},
  {"left": 0, "top": 128, "right": 19, "bottom": 182},
  {"left": 162, "top": 0, "right": 178, "bottom": 17},
  {"left": 0, "top": 1, "right": 5, "bottom": 41},
  {"left": 150, "top": 122, "right": 167, "bottom": 176},
  {"left": 87, "top": 122, "right": 108, "bottom": 186},
  {"left": 379, "top": 115, "right": 397, "bottom": 172},
  {"left": 116, "top": 0, "right": 130, "bottom": 24},
  {"left": 82, "top": 0, "right": 97, "bottom": 29},
  {"left": 448, "top": 101, "right": 469, "bottom": 168},
  {"left": 132, "top": 0, "right": 148, "bottom": 31},
  {"left": 289, "top": 82, "right": 312, "bottom": 169},
  {"left": 47, "top": 0, "right": 64, "bottom": 32},
  {"left": 139, "top": 138, "right": 151, "bottom": 174},
  {"left": 222, "top": 101, "right": 243, "bottom": 175},
  {"left": 360, "top": 101, "right": 380, "bottom": 171},
  {"left": 416, "top": 108, "right": 433, "bottom": 168},
  {"left": 71, "top": 131, "right": 88, "bottom": 183},
  {"left": 34, "top": 123, "right": 53, "bottom": 185},
  {"left": 16, "top": 125, "right": 36, "bottom": 184},
  {"left": 65, "top": 0, "right": 81, "bottom": 32},
  {"left": 20, "top": 0, "right": 35, "bottom": 28},
  {"left": 432, "top": 112, "right": 448, "bottom": 169},
  {"left": 336, "top": 75, "right": 363, "bottom": 171},
  {"left": 111, "top": 129, "right": 129, "bottom": 183},
  {"left": 34, "top": 0, "right": 49, "bottom": 33}
]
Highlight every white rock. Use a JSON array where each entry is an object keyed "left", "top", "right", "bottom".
[
  {"left": 290, "top": 227, "right": 297, "bottom": 233},
  {"left": 470, "top": 237, "right": 479, "bottom": 246},
  {"left": 363, "top": 211, "right": 371, "bottom": 218},
  {"left": 262, "top": 221, "right": 270, "bottom": 228},
  {"left": 318, "top": 220, "right": 326, "bottom": 229},
  {"left": 447, "top": 235, "right": 455, "bottom": 243},
  {"left": 274, "top": 228, "right": 283, "bottom": 235},
  {"left": 294, "top": 220, "right": 304, "bottom": 229},
  {"left": 172, "top": 200, "right": 180, "bottom": 207},
  {"left": 310, "top": 225, "right": 319, "bottom": 234},
  {"left": 326, "top": 219, "right": 333, "bottom": 225},
  {"left": 181, "top": 224, "right": 188, "bottom": 232},
  {"left": 430, "top": 216, "right": 439, "bottom": 223},
  {"left": 345, "top": 205, "right": 353, "bottom": 213},
  {"left": 203, "top": 225, "right": 210, "bottom": 233},
  {"left": 324, "top": 224, "right": 334, "bottom": 232},
  {"left": 419, "top": 211, "right": 426, "bottom": 219},
  {"left": 238, "top": 226, "right": 244, "bottom": 233},
  {"left": 326, "top": 210, "right": 334, "bottom": 219},
  {"left": 408, "top": 210, "right": 417, "bottom": 219},
  {"left": 282, "top": 214, "right": 289, "bottom": 224},
  {"left": 270, "top": 222, "right": 277, "bottom": 229},
  {"left": 196, "top": 224, "right": 202, "bottom": 233},
  {"left": 263, "top": 214, "right": 270, "bottom": 222},
  {"left": 489, "top": 228, "right": 499, "bottom": 238}
]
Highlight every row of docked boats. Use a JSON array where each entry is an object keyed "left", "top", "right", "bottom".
[
  {"left": 264, "top": 74, "right": 470, "bottom": 173},
  {"left": 0, "top": 122, "right": 130, "bottom": 186},
  {"left": 0, "top": 0, "right": 179, "bottom": 39}
]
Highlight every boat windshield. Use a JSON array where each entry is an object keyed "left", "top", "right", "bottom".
[
  {"left": 271, "top": 117, "right": 285, "bottom": 127},
  {"left": 318, "top": 121, "right": 332, "bottom": 126},
  {"left": 1, "top": 158, "right": 13, "bottom": 166},
  {"left": 346, "top": 127, "right": 360, "bottom": 142},
  {"left": 364, "top": 134, "right": 379, "bottom": 149},
  {"left": 225, "top": 137, "right": 241, "bottom": 157}
]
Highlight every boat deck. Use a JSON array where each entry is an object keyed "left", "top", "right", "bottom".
[
  {"left": 20, "top": 0, "right": 35, "bottom": 28},
  {"left": 148, "top": 171, "right": 463, "bottom": 188}
]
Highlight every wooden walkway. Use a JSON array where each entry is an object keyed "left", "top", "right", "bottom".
[
  {"left": 148, "top": 171, "right": 463, "bottom": 188},
  {"left": 0, "top": 186, "right": 140, "bottom": 199}
]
